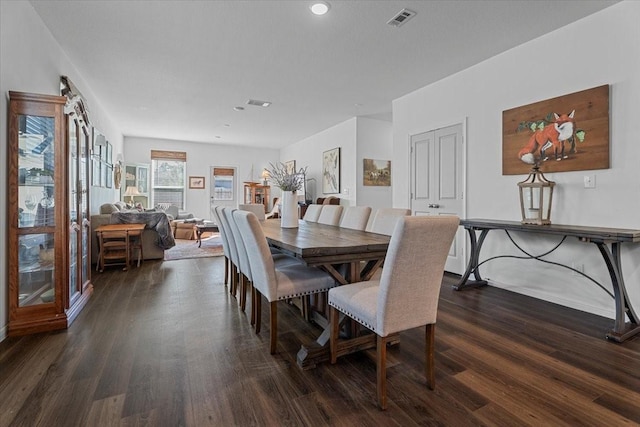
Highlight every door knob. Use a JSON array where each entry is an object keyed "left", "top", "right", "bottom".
[{"left": 428, "top": 204, "right": 440, "bottom": 208}]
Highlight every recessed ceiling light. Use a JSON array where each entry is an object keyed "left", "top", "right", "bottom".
[
  {"left": 233, "top": 106, "right": 245, "bottom": 111},
  {"left": 310, "top": 1, "right": 330, "bottom": 15}
]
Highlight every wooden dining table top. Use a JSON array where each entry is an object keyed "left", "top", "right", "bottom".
[{"left": 260, "top": 219, "right": 390, "bottom": 263}]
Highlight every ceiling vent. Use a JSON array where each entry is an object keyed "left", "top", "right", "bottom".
[
  {"left": 387, "top": 8, "right": 416, "bottom": 27},
  {"left": 246, "top": 99, "right": 272, "bottom": 107}
]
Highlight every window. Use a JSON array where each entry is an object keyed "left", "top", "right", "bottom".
[{"left": 151, "top": 150, "right": 186, "bottom": 209}]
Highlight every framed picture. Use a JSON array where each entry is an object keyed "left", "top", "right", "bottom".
[
  {"left": 189, "top": 176, "right": 205, "bottom": 189},
  {"left": 322, "top": 147, "right": 340, "bottom": 194},
  {"left": 284, "top": 160, "right": 296, "bottom": 175},
  {"left": 363, "top": 159, "right": 391, "bottom": 186},
  {"left": 502, "top": 85, "right": 609, "bottom": 175}
]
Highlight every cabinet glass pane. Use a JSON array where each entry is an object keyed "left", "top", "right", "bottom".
[
  {"left": 69, "top": 117, "right": 79, "bottom": 300},
  {"left": 18, "top": 233, "right": 55, "bottom": 307},
  {"left": 80, "top": 127, "right": 90, "bottom": 286},
  {"left": 18, "top": 115, "right": 56, "bottom": 228}
]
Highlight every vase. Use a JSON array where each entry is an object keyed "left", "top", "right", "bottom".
[{"left": 281, "top": 190, "right": 299, "bottom": 228}]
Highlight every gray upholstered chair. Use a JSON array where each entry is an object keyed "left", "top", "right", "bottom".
[
  {"left": 317, "top": 205, "right": 343, "bottom": 226},
  {"left": 216, "top": 207, "right": 240, "bottom": 296},
  {"left": 366, "top": 208, "right": 412, "bottom": 235},
  {"left": 211, "top": 207, "right": 231, "bottom": 287},
  {"left": 302, "top": 204, "right": 323, "bottom": 222},
  {"left": 339, "top": 206, "right": 372, "bottom": 231},
  {"left": 328, "top": 215, "right": 459, "bottom": 409},
  {"left": 233, "top": 210, "right": 337, "bottom": 354},
  {"left": 239, "top": 203, "right": 266, "bottom": 221}
]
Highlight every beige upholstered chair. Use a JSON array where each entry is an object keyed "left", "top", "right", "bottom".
[
  {"left": 302, "top": 204, "right": 323, "bottom": 222},
  {"left": 227, "top": 208, "right": 301, "bottom": 317},
  {"left": 265, "top": 197, "right": 280, "bottom": 219},
  {"left": 239, "top": 203, "right": 266, "bottom": 221},
  {"left": 366, "top": 208, "right": 411, "bottom": 235},
  {"left": 339, "top": 206, "right": 372, "bottom": 231},
  {"left": 216, "top": 207, "right": 240, "bottom": 296},
  {"left": 328, "top": 215, "right": 459, "bottom": 409},
  {"left": 317, "top": 205, "right": 343, "bottom": 226},
  {"left": 212, "top": 206, "right": 232, "bottom": 287},
  {"left": 233, "top": 210, "right": 337, "bottom": 354}
]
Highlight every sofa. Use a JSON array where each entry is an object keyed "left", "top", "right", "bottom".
[{"left": 90, "top": 203, "right": 175, "bottom": 264}]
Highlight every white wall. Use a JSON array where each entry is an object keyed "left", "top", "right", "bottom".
[
  {"left": 280, "top": 118, "right": 357, "bottom": 204},
  {"left": 356, "top": 117, "right": 392, "bottom": 208},
  {"left": 124, "top": 137, "right": 279, "bottom": 219},
  {"left": 392, "top": 1, "right": 640, "bottom": 319},
  {"left": 0, "top": 0, "right": 123, "bottom": 340}
]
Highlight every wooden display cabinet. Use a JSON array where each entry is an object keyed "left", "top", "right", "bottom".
[
  {"left": 8, "top": 91, "right": 93, "bottom": 336},
  {"left": 243, "top": 182, "right": 270, "bottom": 212}
]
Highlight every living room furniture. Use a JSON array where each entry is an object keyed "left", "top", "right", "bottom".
[
  {"left": 243, "top": 182, "right": 269, "bottom": 212},
  {"left": 328, "top": 216, "right": 459, "bottom": 409},
  {"left": 7, "top": 91, "right": 93, "bottom": 336},
  {"left": 90, "top": 210, "right": 174, "bottom": 264},
  {"left": 456, "top": 218, "right": 640, "bottom": 342},
  {"left": 260, "top": 219, "right": 391, "bottom": 368},
  {"left": 95, "top": 223, "right": 145, "bottom": 272},
  {"left": 195, "top": 222, "right": 219, "bottom": 247},
  {"left": 121, "top": 163, "right": 149, "bottom": 208}
]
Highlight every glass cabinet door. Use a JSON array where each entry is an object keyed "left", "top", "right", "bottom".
[{"left": 16, "top": 112, "right": 58, "bottom": 307}]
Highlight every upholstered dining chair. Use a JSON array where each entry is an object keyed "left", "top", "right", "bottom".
[
  {"left": 366, "top": 208, "right": 411, "bottom": 236},
  {"left": 227, "top": 208, "right": 301, "bottom": 317},
  {"left": 317, "top": 205, "right": 344, "bottom": 226},
  {"left": 302, "top": 204, "right": 323, "bottom": 222},
  {"left": 216, "top": 206, "right": 240, "bottom": 297},
  {"left": 212, "top": 206, "right": 232, "bottom": 287},
  {"left": 224, "top": 208, "right": 253, "bottom": 311},
  {"left": 328, "top": 215, "right": 459, "bottom": 409},
  {"left": 233, "top": 210, "right": 337, "bottom": 354},
  {"left": 239, "top": 203, "right": 266, "bottom": 221},
  {"left": 339, "top": 206, "right": 372, "bottom": 231}
]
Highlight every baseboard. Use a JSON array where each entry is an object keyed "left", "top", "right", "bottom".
[{"left": 487, "top": 279, "right": 615, "bottom": 320}]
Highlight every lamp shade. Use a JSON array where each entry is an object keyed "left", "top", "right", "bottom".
[
  {"left": 517, "top": 165, "right": 555, "bottom": 225},
  {"left": 124, "top": 186, "right": 141, "bottom": 197}
]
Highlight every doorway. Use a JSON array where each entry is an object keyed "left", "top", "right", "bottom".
[
  {"left": 410, "top": 123, "right": 466, "bottom": 273},
  {"left": 209, "top": 166, "right": 237, "bottom": 220}
]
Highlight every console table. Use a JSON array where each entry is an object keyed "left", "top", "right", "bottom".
[{"left": 456, "top": 219, "right": 640, "bottom": 342}]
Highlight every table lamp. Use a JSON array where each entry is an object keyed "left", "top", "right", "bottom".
[
  {"left": 261, "top": 169, "right": 270, "bottom": 186},
  {"left": 124, "top": 186, "right": 141, "bottom": 204}
]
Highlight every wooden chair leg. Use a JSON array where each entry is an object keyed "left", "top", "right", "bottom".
[
  {"left": 330, "top": 306, "right": 340, "bottom": 364},
  {"left": 425, "top": 323, "right": 435, "bottom": 390},
  {"left": 255, "top": 291, "right": 262, "bottom": 334},
  {"left": 269, "top": 301, "right": 278, "bottom": 354},
  {"left": 239, "top": 274, "right": 247, "bottom": 311},
  {"left": 250, "top": 285, "right": 256, "bottom": 326},
  {"left": 377, "top": 335, "right": 388, "bottom": 410},
  {"left": 224, "top": 256, "right": 229, "bottom": 286}
]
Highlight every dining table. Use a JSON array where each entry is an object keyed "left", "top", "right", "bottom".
[{"left": 261, "top": 219, "right": 391, "bottom": 368}]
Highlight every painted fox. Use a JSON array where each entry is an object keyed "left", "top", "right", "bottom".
[{"left": 518, "top": 110, "right": 576, "bottom": 164}]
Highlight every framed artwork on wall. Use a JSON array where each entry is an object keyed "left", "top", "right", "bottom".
[
  {"left": 363, "top": 159, "right": 391, "bottom": 186},
  {"left": 189, "top": 176, "right": 205, "bottom": 189},
  {"left": 284, "top": 160, "right": 296, "bottom": 175},
  {"left": 502, "top": 84, "right": 609, "bottom": 175},
  {"left": 322, "top": 147, "right": 340, "bottom": 194}
]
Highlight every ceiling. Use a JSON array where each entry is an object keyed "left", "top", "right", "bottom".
[{"left": 30, "top": 0, "right": 618, "bottom": 149}]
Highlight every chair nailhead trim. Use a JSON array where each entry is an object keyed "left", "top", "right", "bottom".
[{"left": 328, "top": 301, "right": 375, "bottom": 331}]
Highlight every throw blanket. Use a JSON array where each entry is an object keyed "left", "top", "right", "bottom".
[{"left": 110, "top": 211, "right": 176, "bottom": 250}]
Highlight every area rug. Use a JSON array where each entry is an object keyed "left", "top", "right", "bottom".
[{"left": 163, "top": 233, "right": 224, "bottom": 261}]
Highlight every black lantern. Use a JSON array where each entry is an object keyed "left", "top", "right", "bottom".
[{"left": 517, "top": 164, "right": 555, "bottom": 225}]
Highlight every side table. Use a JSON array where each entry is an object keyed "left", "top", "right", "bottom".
[{"left": 195, "top": 222, "right": 219, "bottom": 247}]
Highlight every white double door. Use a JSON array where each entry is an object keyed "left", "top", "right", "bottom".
[{"left": 410, "top": 123, "right": 465, "bottom": 274}]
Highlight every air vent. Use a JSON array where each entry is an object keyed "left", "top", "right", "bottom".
[
  {"left": 387, "top": 8, "right": 416, "bottom": 27},
  {"left": 246, "top": 99, "right": 272, "bottom": 107}
]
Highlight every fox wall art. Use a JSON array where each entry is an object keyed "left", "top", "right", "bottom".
[{"left": 502, "top": 85, "right": 609, "bottom": 175}]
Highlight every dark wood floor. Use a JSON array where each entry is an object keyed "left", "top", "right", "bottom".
[{"left": 1, "top": 256, "right": 639, "bottom": 426}]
